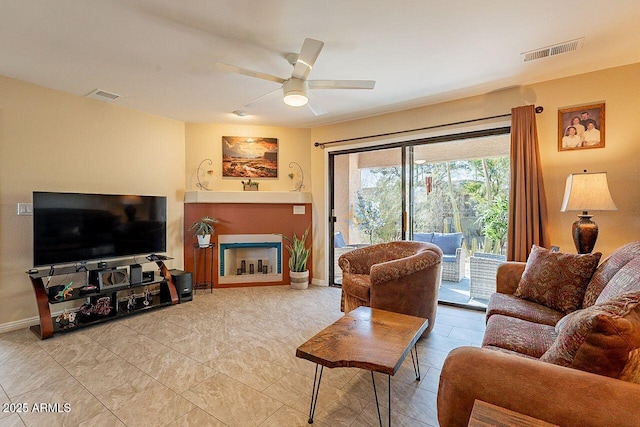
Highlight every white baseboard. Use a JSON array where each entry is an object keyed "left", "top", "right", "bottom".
[
  {"left": 0, "top": 307, "right": 72, "bottom": 335},
  {"left": 311, "top": 278, "right": 328, "bottom": 287},
  {"left": 0, "top": 316, "right": 40, "bottom": 334}
]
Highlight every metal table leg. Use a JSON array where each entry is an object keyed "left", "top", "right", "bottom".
[
  {"left": 410, "top": 343, "right": 421, "bottom": 381},
  {"left": 370, "top": 371, "right": 391, "bottom": 427},
  {"left": 370, "top": 343, "right": 421, "bottom": 426},
  {"left": 307, "top": 364, "right": 324, "bottom": 424}
]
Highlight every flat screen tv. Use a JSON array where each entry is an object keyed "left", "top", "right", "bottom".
[{"left": 33, "top": 191, "right": 167, "bottom": 267}]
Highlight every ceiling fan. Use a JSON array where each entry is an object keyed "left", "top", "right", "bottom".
[{"left": 216, "top": 38, "right": 375, "bottom": 115}]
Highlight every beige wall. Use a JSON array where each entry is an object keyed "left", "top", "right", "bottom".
[
  {"left": 0, "top": 76, "right": 185, "bottom": 328},
  {"left": 2, "top": 62, "right": 639, "bottom": 327},
  {"left": 311, "top": 63, "right": 640, "bottom": 282},
  {"left": 184, "top": 123, "right": 314, "bottom": 280},
  {"left": 184, "top": 123, "right": 312, "bottom": 192}
]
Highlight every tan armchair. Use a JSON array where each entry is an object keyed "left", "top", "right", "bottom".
[{"left": 338, "top": 241, "right": 443, "bottom": 335}]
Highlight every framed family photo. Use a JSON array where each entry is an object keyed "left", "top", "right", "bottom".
[
  {"left": 222, "top": 136, "right": 278, "bottom": 178},
  {"left": 558, "top": 103, "right": 605, "bottom": 151}
]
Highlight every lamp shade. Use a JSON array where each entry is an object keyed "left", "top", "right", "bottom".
[{"left": 560, "top": 172, "right": 617, "bottom": 212}]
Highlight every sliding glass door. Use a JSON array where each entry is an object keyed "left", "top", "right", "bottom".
[
  {"left": 409, "top": 134, "right": 511, "bottom": 307},
  {"left": 329, "top": 147, "right": 404, "bottom": 285},
  {"left": 329, "top": 128, "right": 511, "bottom": 309}
]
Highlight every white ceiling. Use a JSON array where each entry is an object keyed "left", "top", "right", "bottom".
[{"left": 2, "top": 0, "right": 640, "bottom": 128}]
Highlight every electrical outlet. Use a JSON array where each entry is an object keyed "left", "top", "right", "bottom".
[
  {"left": 17, "top": 203, "right": 33, "bottom": 216},
  {"left": 293, "top": 205, "right": 305, "bottom": 215}
]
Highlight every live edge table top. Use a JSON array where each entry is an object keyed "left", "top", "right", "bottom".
[{"left": 295, "top": 307, "right": 429, "bottom": 376}]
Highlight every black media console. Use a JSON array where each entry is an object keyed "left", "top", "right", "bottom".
[{"left": 27, "top": 255, "right": 179, "bottom": 340}]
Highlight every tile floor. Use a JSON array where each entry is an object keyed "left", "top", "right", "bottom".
[
  {"left": 0, "top": 285, "right": 486, "bottom": 426},
  {"left": 439, "top": 278, "right": 489, "bottom": 309}
]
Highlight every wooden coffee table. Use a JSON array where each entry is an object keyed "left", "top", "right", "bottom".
[{"left": 296, "top": 306, "right": 429, "bottom": 425}]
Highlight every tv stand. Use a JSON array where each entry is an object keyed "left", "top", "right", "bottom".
[{"left": 27, "top": 256, "right": 178, "bottom": 340}]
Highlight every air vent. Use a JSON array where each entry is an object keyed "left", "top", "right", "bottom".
[
  {"left": 86, "top": 89, "right": 121, "bottom": 102},
  {"left": 522, "top": 37, "right": 584, "bottom": 62}
]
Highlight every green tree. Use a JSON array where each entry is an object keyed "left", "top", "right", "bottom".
[
  {"left": 445, "top": 162, "right": 464, "bottom": 235},
  {"left": 352, "top": 167, "right": 402, "bottom": 243},
  {"left": 351, "top": 157, "right": 509, "bottom": 252},
  {"left": 476, "top": 194, "right": 509, "bottom": 253},
  {"left": 353, "top": 191, "right": 384, "bottom": 243},
  {"left": 413, "top": 162, "right": 455, "bottom": 233},
  {"left": 463, "top": 157, "right": 510, "bottom": 253}
]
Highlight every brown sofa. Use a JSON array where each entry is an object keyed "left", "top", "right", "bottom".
[
  {"left": 338, "top": 241, "right": 442, "bottom": 335},
  {"left": 438, "top": 241, "right": 640, "bottom": 426}
]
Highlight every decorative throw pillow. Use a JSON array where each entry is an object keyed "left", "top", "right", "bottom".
[
  {"left": 583, "top": 241, "right": 640, "bottom": 307},
  {"left": 555, "top": 310, "right": 580, "bottom": 335},
  {"left": 514, "top": 245, "right": 601, "bottom": 313},
  {"left": 540, "top": 292, "right": 640, "bottom": 380},
  {"left": 594, "top": 257, "right": 640, "bottom": 305},
  {"left": 413, "top": 232, "right": 434, "bottom": 243},
  {"left": 620, "top": 349, "right": 640, "bottom": 384},
  {"left": 432, "top": 232, "right": 463, "bottom": 255}
]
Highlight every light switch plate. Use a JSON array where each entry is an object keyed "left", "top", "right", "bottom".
[
  {"left": 293, "top": 205, "right": 305, "bottom": 215},
  {"left": 17, "top": 203, "right": 33, "bottom": 216}
]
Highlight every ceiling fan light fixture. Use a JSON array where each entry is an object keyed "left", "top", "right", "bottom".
[
  {"left": 283, "top": 79, "right": 308, "bottom": 107},
  {"left": 218, "top": 38, "right": 375, "bottom": 115},
  {"left": 284, "top": 92, "right": 308, "bottom": 107}
]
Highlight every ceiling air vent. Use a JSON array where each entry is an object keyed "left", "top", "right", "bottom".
[
  {"left": 522, "top": 37, "right": 584, "bottom": 62},
  {"left": 86, "top": 89, "right": 121, "bottom": 102}
]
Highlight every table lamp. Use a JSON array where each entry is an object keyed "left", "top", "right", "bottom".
[{"left": 560, "top": 171, "right": 617, "bottom": 254}]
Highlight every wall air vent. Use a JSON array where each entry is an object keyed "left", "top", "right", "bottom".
[
  {"left": 522, "top": 37, "right": 584, "bottom": 62},
  {"left": 85, "top": 89, "right": 121, "bottom": 102}
]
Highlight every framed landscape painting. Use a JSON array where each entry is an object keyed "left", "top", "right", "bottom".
[
  {"left": 222, "top": 136, "right": 278, "bottom": 178},
  {"left": 558, "top": 103, "right": 605, "bottom": 151}
]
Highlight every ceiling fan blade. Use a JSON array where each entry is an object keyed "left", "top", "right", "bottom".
[
  {"left": 306, "top": 92, "right": 327, "bottom": 116},
  {"left": 309, "top": 80, "right": 376, "bottom": 90},
  {"left": 216, "top": 62, "right": 285, "bottom": 84},
  {"left": 292, "top": 38, "right": 324, "bottom": 80},
  {"left": 243, "top": 87, "right": 282, "bottom": 107}
]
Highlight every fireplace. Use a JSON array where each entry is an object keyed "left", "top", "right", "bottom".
[
  {"left": 183, "top": 191, "right": 312, "bottom": 288},
  {"left": 218, "top": 234, "right": 283, "bottom": 284}
]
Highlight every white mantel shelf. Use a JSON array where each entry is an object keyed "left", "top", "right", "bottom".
[{"left": 184, "top": 191, "right": 312, "bottom": 204}]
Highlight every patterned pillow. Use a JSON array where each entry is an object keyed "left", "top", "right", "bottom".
[
  {"left": 540, "top": 292, "right": 640, "bottom": 380},
  {"left": 620, "top": 349, "right": 640, "bottom": 383},
  {"left": 583, "top": 241, "right": 640, "bottom": 307},
  {"left": 555, "top": 310, "right": 579, "bottom": 334},
  {"left": 595, "top": 257, "right": 640, "bottom": 305},
  {"left": 514, "top": 245, "right": 601, "bottom": 313}
]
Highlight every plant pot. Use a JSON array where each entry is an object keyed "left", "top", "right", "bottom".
[
  {"left": 289, "top": 270, "right": 309, "bottom": 290},
  {"left": 197, "top": 234, "right": 211, "bottom": 248}
]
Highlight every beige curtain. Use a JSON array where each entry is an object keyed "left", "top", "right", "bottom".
[{"left": 507, "top": 105, "right": 550, "bottom": 262}]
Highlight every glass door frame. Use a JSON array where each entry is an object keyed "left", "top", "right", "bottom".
[
  {"left": 328, "top": 145, "right": 407, "bottom": 286},
  {"left": 327, "top": 126, "right": 511, "bottom": 287}
]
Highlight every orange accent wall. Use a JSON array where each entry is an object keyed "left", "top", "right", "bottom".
[{"left": 184, "top": 203, "right": 312, "bottom": 288}]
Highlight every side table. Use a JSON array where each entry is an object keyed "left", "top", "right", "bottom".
[
  {"left": 468, "top": 400, "right": 559, "bottom": 427},
  {"left": 192, "top": 243, "right": 214, "bottom": 293}
]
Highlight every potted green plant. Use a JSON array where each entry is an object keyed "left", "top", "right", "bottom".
[
  {"left": 280, "top": 227, "right": 311, "bottom": 289},
  {"left": 189, "top": 216, "right": 219, "bottom": 247}
]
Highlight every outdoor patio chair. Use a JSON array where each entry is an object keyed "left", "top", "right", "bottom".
[
  {"left": 469, "top": 252, "right": 506, "bottom": 300},
  {"left": 414, "top": 232, "right": 466, "bottom": 282}
]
